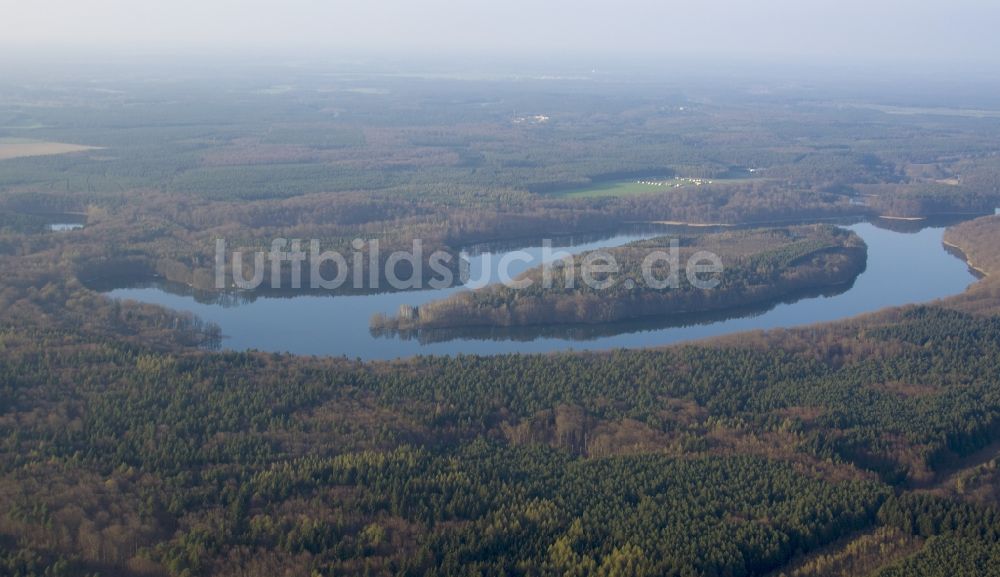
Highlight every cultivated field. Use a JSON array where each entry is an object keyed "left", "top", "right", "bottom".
[
  {"left": 558, "top": 177, "right": 760, "bottom": 198},
  {"left": 0, "top": 138, "right": 99, "bottom": 160}
]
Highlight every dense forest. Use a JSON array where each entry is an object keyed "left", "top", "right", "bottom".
[
  {"left": 1, "top": 213, "right": 999, "bottom": 575},
  {"left": 3, "top": 68, "right": 1000, "bottom": 576},
  {"left": 373, "top": 225, "right": 867, "bottom": 331},
  {"left": 5, "top": 265, "right": 1000, "bottom": 575},
  {"left": 2, "top": 71, "right": 1000, "bottom": 297}
]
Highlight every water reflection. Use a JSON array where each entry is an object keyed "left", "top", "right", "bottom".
[
  {"left": 870, "top": 213, "right": 989, "bottom": 234},
  {"left": 375, "top": 282, "right": 860, "bottom": 345}
]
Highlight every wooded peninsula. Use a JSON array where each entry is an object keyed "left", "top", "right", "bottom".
[{"left": 372, "top": 225, "right": 867, "bottom": 331}]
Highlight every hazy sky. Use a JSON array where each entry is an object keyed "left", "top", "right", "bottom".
[{"left": 4, "top": 0, "right": 1000, "bottom": 69}]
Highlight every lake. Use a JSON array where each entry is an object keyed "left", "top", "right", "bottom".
[{"left": 105, "top": 219, "right": 981, "bottom": 359}]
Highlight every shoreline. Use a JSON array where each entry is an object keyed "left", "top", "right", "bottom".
[
  {"left": 651, "top": 220, "right": 733, "bottom": 228},
  {"left": 942, "top": 239, "right": 990, "bottom": 278},
  {"left": 878, "top": 215, "right": 925, "bottom": 221},
  {"left": 634, "top": 214, "right": 870, "bottom": 228}
]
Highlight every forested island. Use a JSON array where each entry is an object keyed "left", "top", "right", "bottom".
[{"left": 372, "top": 225, "right": 867, "bottom": 331}]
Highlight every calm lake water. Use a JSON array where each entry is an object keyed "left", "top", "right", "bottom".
[{"left": 106, "top": 220, "right": 980, "bottom": 359}]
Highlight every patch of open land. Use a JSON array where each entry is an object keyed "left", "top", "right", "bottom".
[
  {"left": 556, "top": 177, "right": 761, "bottom": 199},
  {"left": 0, "top": 139, "right": 101, "bottom": 161},
  {"left": 842, "top": 102, "right": 1000, "bottom": 119}
]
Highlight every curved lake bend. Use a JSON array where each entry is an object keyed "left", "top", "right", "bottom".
[{"left": 105, "top": 221, "right": 979, "bottom": 360}]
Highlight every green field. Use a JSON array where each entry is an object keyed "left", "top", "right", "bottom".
[{"left": 557, "top": 177, "right": 757, "bottom": 199}]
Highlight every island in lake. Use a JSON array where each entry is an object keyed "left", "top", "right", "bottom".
[{"left": 372, "top": 224, "right": 868, "bottom": 332}]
